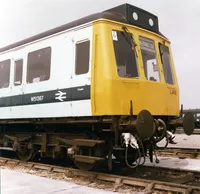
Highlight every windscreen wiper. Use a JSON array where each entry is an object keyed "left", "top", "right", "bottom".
[{"left": 122, "top": 26, "right": 137, "bottom": 50}]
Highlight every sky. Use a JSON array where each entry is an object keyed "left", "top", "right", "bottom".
[{"left": 0, "top": 0, "right": 199, "bottom": 109}]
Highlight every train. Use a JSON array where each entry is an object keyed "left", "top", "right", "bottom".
[{"left": 0, "top": 3, "right": 195, "bottom": 171}]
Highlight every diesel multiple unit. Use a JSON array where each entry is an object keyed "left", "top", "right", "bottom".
[{"left": 0, "top": 4, "right": 195, "bottom": 171}]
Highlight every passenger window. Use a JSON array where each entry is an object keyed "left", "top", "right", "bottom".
[
  {"left": 14, "top": 59, "right": 23, "bottom": 86},
  {"left": 139, "top": 37, "right": 160, "bottom": 82},
  {"left": 75, "top": 40, "right": 90, "bottom": 75},
  {"left": 27, "top": 47, "right": 51, "bottom": 84},
  {"left": 112, "top": 30, "right": 139, "bottom": 78},
  {"left": 159, "top": 44, "right": 174, "bottom": 85},
  {"left": 0, "top": 59, "right": 10, "bottom": 88}
]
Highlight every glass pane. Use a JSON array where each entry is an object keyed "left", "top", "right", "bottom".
[
  {"left": 0, "top": 59, "right": 10, "bottom": 88},
  {"left": 112, "top": 30, "right": 139, "bottom": 78},
  {"left": 27, "top": 47, "right": 51, "bottom": 84},
  {"left": 14, "top": 59, "right": 23, "bottom": 86},
  {"left": 139, "top": 36, "right": 160, "bottom": 82},
  {"left": 75, "top": 40, "right": 90, "bottom": 75},
  {"left": 159, "top": 44, "right": 174, "bottom": 85}
]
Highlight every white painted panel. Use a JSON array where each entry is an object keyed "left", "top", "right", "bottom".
[
  {"left": 0, "top": 24, "right": 93, "bottom": 119},
  {"left": 71, "top": 26, "right": 93, "bottom": 116},
  {"left": 71, "top": 100, "right": 91, "bottom": 117},
  {"left": 0, "top": 108, "right": 12, "bottom": 119},
  {"left": 9, "top": 50, "right": 27, "bottom": 118},
  {"left": 0, "top": 51, "right": 13, "bottom": 100},
  {"left": 0, "top": 100, "right": 91, "bottom": 119}
]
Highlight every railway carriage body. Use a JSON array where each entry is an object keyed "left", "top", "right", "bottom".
[
  {"left": 0, "top": 4, "right": 195, "bottom": 170},
  {"left": 0, "top": 6, "right": 178, "bottom": 119}
]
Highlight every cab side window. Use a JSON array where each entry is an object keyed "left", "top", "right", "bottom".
[
  {"left": 14, "top": 59, "right": 23, "bottom": 86},
  {"left": 112, "top": 30, "right": 139, "bottom": 78},
  {"left": 139, "top": 36, "right": 160, "bottom": 82},
  {"left": 75, "top": 40, "right": 90, "bottom": 75},
  {"left": 0, "top": 59, "right": 10, "bottom": 88},
  {"left": 159, "top": 44, "right": 174, "bottom": 85}
]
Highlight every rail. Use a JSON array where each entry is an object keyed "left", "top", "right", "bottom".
[
  {"left": 0, "top": 157, "right": 200, "bottom": 193},
  {"left": 156, "top": 147, "right": 200, "bottom": 159}
]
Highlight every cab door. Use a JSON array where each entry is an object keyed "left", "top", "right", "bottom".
[
  {"left": 71, "top": 26, "right": 92, "bottom": 116},
  {"left": 159, "top": 43, "right": 179, "bottom": 115}
]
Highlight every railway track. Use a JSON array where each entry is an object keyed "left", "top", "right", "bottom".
[
  {"left": 1, "top": 157, "right": 200, "bottom": 194},
  {"left": 156, "top": 147, "right": 200, "bottom": 159}
]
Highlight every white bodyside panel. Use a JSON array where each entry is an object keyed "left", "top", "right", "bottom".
[
  {"left": 71, "top": 100, "right": 91, "bottom": 117},
  {"left": 6, "top": 100, "right": 90, "bottom": 119},
  {"left": 71, "top": 27, "right": 93, "bottom": 116},
  {"left": 0, "top": 24, "right": 93, "bottom": 119}
]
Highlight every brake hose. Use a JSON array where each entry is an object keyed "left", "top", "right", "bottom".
[
  {"left": 125, "top": 144, "right": 141, "bottom": 169},
  {"left": 138, "top": 138, "right": 146, "bottom": 165}
]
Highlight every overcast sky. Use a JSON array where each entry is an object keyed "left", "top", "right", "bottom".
[{"left": 0, "top": 0, "right": 199, "bottom": 109}]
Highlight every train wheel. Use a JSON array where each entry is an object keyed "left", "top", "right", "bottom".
[
  {"left": 74, "top": 160, "right": 97, "bottom": 171},
  {"left": 74, "top": 144, "right": 99, "bottom": 171},
  {"left": 73, "top": 131, "right": 101, "bottom": 171},
  {"left": 17, "top": 148, "right": 35, "bottom": 161}
]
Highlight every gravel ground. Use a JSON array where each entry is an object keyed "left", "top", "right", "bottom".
[
  {"left": 0, "top": 165, "right": 148, "bottom": 194},
  {"left": 1, "top": 168, "right": 122, "bottom": 194}
]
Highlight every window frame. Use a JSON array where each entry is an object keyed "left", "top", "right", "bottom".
[
  {"left": 0, "top": 59, "right": 11, "bottom": 89},
  {"left": 139, "top": 36, "right": 161, "bottom": 82},
  {"left": 111, "top": 29, "right": 139, "bottom": 79},
  {"left": 14, "top": 58, "right": 23, "bottom": 87},
  {"left": 159, "top": 43, "right": 174, "bottom": 85},
  {"left": 75, "top": 39, "right": 90, "bottom": 76},
  {"left": 26, "top": 46, "right": 52, "bottom": 84}
]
